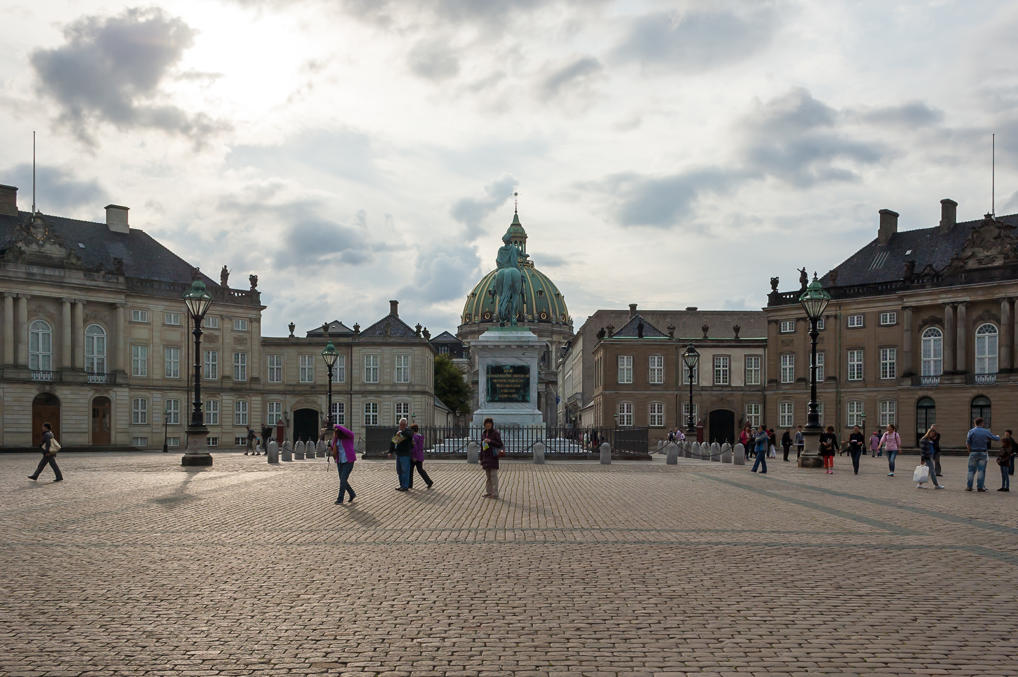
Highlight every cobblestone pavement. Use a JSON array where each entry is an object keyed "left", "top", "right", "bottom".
[{"left": 2, "top": 451, "right": 1017, "bottom": 676}]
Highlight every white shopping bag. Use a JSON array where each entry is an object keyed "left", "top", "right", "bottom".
[
  {"left": 913, "top": 464, "right": 930, "bottom": 483},
  {"left": 768, "top": 445, "right": 777, "bottom": 458}
]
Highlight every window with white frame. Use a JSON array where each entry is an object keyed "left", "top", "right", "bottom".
[
  {"left": 648, "top": 355, "right": 664, "bottom": 384},
  {"left": 267, "top": 401, "right": 282, "bottom": 425},
  {"left": 233, "top": 352, "right": 248, "bottom": 381},
  {"left": 204, "top": 350, "right": 218, "bottom": 380},
  {"left": 130, "top": 309, "right": 149, "bottom": 323},
  {"left": 364, "top": 402, "right": 379, "bottom": 426},
  {"left": 203, "top": 315, "right": 219, "bottom": 329},
  {"left": 681, "top": 402, "right": 698, "bottom": 425},
  {"left": 847, "top": 400, "right": 864, "bottom": 427},
  {"left": 780, "top": 353, "right": 795, "bottom": 383},
  {"left": 233, "top": 318, "right": 248, "bottom": 331},
  {"left": 364, "top": 354, "right": 379, "bottom": 383},
  {"left": 165, "top": 398, "right": 180, "bottom": 425},
  {"left": 879, "top": 347, "right": 897, "bottom": 380},
  {"left": 816, "top": 317, "right": 825, "bottom": 330},
  {"left": 164, "top": 312, "right": 181, "bottom": 326},
  {"left": 131, "top": 437, "right": 148, "bottom": 447},
  {"left": 164, "top": 346, "right": 180, "bottom": 379},
  {"left": 847, "top": 349, "right": 864, "bottom": 381},
  {"left": 848, "top": 314, "right": 864, "bottom": 328},
  {"left": 648, "top": 401, "right": 664, "bottom": 427},
  {"left": 131, "top": 344, "right": 148, "bottom": 377},
  {"left": 330, "top": 402, "right": 345, "bottom": 425},
  {"left": 975, "top": 324, "right": 999, "bottom": 374},
  {"left": 879, "top": 400, "right": 896, "bottom": 427},
  {"left": 234, "top": 400, "right": 248, "bottom": 426},
  {"left": 205, "top": 399, "right": 219, "bottom": 426},
  {"left": 267, "top": 355, "right": 282, "bottom": 383},
  {"left": 132, "top": 397, "right": 147, "bottom": 424},
  {"left": 879, "top": 311, "right": 897, "bottom": 326},
  {"left": 745, "top": 403, "right": 761, "bottom": 427},
  {"left": 921, "top": 327, "right": 943, "bottom": 376},
  {"left": 394, "top": 401, "right": 411, "bottom": 424},
  {"left": 299, "top": 355, "right": 314, "bottom": 383},
  {"left": 812, "top": 351, "right": 825, "bottom": 382},
  {"left": 395, "top": 353, "right": 410, "bottom": 384},
  {"left": 207, "top": 436, "right": 219, "bottom": 448},
  {"left": 29, "top": 320, "right": 52, "bottom": 371},
  {"left": 779, "top": 401, "right": 793, "bottom": 428},
  {"left": 85, "top": 324, "right": 106, "bottom": 374},
  {"left": 617, "top": 401, "right": 633, "bottom": 427},
  {"left": 166, "top": 437, "right": 181, "bottom": 448},
  {"left": 713, "top": 355, "right": 730, "bottom": 385},
  {"left": 745, "top": 355, "right": 762, "bottom": 386},
  {"left": 681, "top": 361, "right": 699, "bottom": 384},
  {"left": 779, "top": 320, "right": 795, "bottom": 334},
  {"left": 617, "top": 355, "right": 633, "bottom": 384},
  {"left": 332, "top": 354, "right": 346, "bottom": 383}
]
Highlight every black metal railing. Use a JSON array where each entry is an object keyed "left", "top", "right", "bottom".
[{"left": 362, "top": 426, "right": 649, "bottom": 458}]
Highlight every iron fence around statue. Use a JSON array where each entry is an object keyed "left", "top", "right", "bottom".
[{"left": 361, "top": 426, "right": 649, "bottom": 459}]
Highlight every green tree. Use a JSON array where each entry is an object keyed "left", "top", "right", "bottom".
[{"left": 434, "top": 354, "right": 471, "bottom": 415}]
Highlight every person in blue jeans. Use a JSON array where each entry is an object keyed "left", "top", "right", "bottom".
[
  {"left": 751, "top": 425, "right": 769, "bottom": 473},
  {"left": 918, "top": 427, "right": 943, "bottom": 489},
  {"left": 965, "top": 417, "right": 1000, "bottom": 492},
  {"left": 995, "top": 429, "right": 1014, "bottom": 492},
  {"left": 388, "top": 418, "right": 414, "bottom": 491},
  {"left": 331, "top": 424, "right": 357, "bottom": 504}
]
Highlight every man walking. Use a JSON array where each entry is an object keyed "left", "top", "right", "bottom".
[
  {"left": 388, "top": 418, "right": 414, "bottom": 491},
  {"left": 28, "top": 422, "right": 63, "bottom": 482},
  {"left": 794, "top": 425, "right": 805, "bottom": 460},
  {"left": 751, "top": 424, "right": 769, "bottom": 474},
  {"left": 965, "top": 417, "right": 999, "bottom": 492}
]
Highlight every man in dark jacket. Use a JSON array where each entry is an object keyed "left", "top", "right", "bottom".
[
  {"left": 388, "top": 418, "right": 414, "bottom": 491},
  {"left": 28, "top": 422, "right": 63, "bottom": 482}
]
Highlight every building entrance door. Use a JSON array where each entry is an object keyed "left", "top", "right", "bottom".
[
  {"left": 915, "top": 397, "right": 935, "bottom": 447},
  {"left": 32, "top": 393, "right": 61, "bottom": 448},
  {"left": 92, "top": 396, "right": 112, "bottom": 445},
  {"left": 293, "top": 408, "right": 319, "bottom": 443},
  {"left": 708, "top": 409, "right": 735, "bottom": 445}
]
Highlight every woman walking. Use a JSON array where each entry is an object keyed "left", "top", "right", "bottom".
[
  {"left": 879, "top": 424, "right": 901, "bottom": 476},
  {"left": 918, "top": 427, "right": 944, "bottom": 489},
  {"left": 480, "top": 417, "right": 503, "bottom": 499},
  {"left": 869, "top": 430, "right": 881, "bottom": 458},
  {"left": 997, "top": 430, "right": 1015, "bottom": 492},
  {"left": 330, "top": 424, "right": 357, "bottom": 504},
  {"left": 408, "top": 423, "right": 433, "bottom": 489},
  {"left": 819, "top": 425, "right": 838, "bottom": 474},
  {"left": 847, "top": 425, "right": 865, "bottom": 475}
]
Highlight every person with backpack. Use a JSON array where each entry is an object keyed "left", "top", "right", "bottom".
[
  {"left": 28, "top": 422, "right": 63, "bottom": 482},
  {"left": 918, "top": 427, "right": 944, "bottom": 489},
  {"left": 879, "top": 424, "right": 901, "bottom": 476},
  {"left": 408, "top": 423, "right": 433, "bottom": 489},
  {"left": 847, "top": 425, "right": 865, "bottom": 475},
  {"left": 751, "top": 425, "right": 769, "bottom": 474},
  {"left": 997, "top": 430, "right": 1015, "bottom": 492},
  {"left": 330, "top": 424, "right": 357, "bottom": 504}
]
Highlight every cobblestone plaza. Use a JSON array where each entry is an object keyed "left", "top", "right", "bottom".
[{"left": 3, "top": 453, "right": 1017, "bottom": 676}]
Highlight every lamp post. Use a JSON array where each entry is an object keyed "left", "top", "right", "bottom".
[
  {"left": 181, "top": 280, "right": 213, "bottom": 467},
  {"left": 682, "top": 344, "right": 699, "bottom": 435},
  {"left": 321, "top": 341, "right": 338, "bottom": 428},
  {"left": 798, "top": 274, "right": 831, "bottom": 467}
]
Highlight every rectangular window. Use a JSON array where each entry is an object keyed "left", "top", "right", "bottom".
[
  {"left": 203, "top": 315, "right": 220, "bottom": 329},
  {"left": 267, "top": 401, "right": 282, "bottom": 425},
  {"left": 131, "top": 437, "right": 148, "bottom": 447},
  {"left": 648, "top": 402, "right": 664, "bottom": 427},
  {"left": 299, "top": 355, "right": 314, "bottom": 383},
  {"left": 817, "top": 317, "right": 825, "bottom": 331},
  {"left": 395, "top": 353, "right": 411, "bottom": 384},
  {"left": 204, "top": 350, "right": 218, "bottom": 380},
  {"left": 364, "top": 402, "right": 379, "bottom": 426},
  {"left": 848, "top": 314, "right": 864, "bottom": 328},
  {"left": 164, "top": 346, "right": 180, "bottom": 379},
  {"left": 332, "top": 354, "right": 346, "bottom": 383},
  {"left": 207, "top": 436, "right": 219, "bottom": 448},
  {"left": 779, "top": 320, "right": 795, "bottom": 334},
  {"left": 745, "top": 355, "right": 762, "bottom": 386},
  {"left": 394, "top": 401, "right": 411, "bottom": 424},
  {"left": 745, "top": 403, "right": 761, "bottom": 427},
  {"left": 131, "top": 344, "right": 148, "bottom": 377},
  {"left": 880, "top": 347, "right": 897, "bottom": 380},
  {"left": 233, "top": 352, "right": 248, "bottom": 381},
  {"left": 779, "top": 401, "right": 793, "bottom": 428},
  {"left": 130, "top": 309, "right": 149, "bottom": 323},
  {"left": 848, "top": 349, "right": 864, "bottom": 381},
  {"left": 234, "top": 400, "right": 248, "bottom": 426},
  {"left": 780, "top": 353, "right": 795, "bottom": 383},
  {"left": 166, "top": 437, "right": 180, "bottom": 448},
  {"left": 713, "top": 355, "right": 730, "bottom": 385},
  {"left": 165, "top": 398, "right": 180, "bottom": 425},
  {"left": 617, "top": 401, "right": 633, "bottom": 427},
  {"left": 233, "top": 318, "right": 248, "bottom": 331},
  {"left": 234, "top": 436, "right": 247, "bottom": 447},
  {"left": 681, "top": 361, "right": 699, "bottom": 385},
  {"left": 812, "top": 351, "right": 825, "bottom": 382},
  {"left": 847, "top": 400, "right": 865, "bottom": 427},
  {"left": 879, "top": 400, "right": 896, "bottom": 427},
  {"left": 205, "top": 399, "right": 219, "bottom": 426},
  {"left": 648, "top": 355, "right": 664, "bottom": 384},
  {"left": 617, "top": 355, "right": 633, "bottom": 384},
  {"left": 330, "top": 402, "right": 345, "bottom": 426},
  {"left": 163, "top": 312, "right": 181, "bottom": 326},
  {"left": 364, "top": 354, "right": 379, "bottom": 383},
  {"left": 681, "top": 402, "right": 698, "bottom": 425},
  {"left": 267, "top": 355, "right": 282, "bottom": 383},
  {"left": 879, "top": 311, "right": 897, "bottom": 326},
  {"left": 132, "top": 397, "right": 147, "bottom": 425}
]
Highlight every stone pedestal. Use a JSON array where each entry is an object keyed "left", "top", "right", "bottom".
[
  {"left": 181, "top": 425, "right": 213, "bottom": 467},
  {"left": 470, "top": 327, "right": 546, "bottom": 432},
  {"left": 294, "top": 441, "right": 305, "bottom": 460},
  {"left": 281, "top": 442, "right": 292, "bottom": 462},
  {"left": 798, "top": 429, "right": 824, "bottom": 468},
  {"left": 734, "top": 443, "right": 746, "bottom": 465}
]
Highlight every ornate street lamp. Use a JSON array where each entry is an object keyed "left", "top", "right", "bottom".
[
  {"left": 181, "top": 280, "right": 213, "bottom": 467},
  {"left": 799, "top": 274, "right": 831, "bottom": 434},
  {"left": 321, "top": 341, "right": 338, "bottom": 428},
  {"left": 682, "top": 344, "right": 699, "bottom": 435}
]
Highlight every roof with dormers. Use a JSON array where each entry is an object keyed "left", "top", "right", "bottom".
[{"left": 610, "top": 314, "right": 670, "bottom": 339}]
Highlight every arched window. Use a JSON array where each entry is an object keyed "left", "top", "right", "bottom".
[
  {"left": 921, "top": 327, "right": 943, "bottom": 377},
  {"left": 29, "top": 320, "right": 52, "bottom": 371},
  {"left": 971, "top": 395, "right": 991, "bottom": 428},
  {"left": 916, "top": 397, "right": 936, "bottom": 446},
  {"left": 85, "top": 324, "right": 107, "bottom": 374},
  {"left": 974, "top": 324, "right": 998, "bottom": 375}
]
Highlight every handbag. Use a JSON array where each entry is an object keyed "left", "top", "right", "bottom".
[
  {"left": 912, "top": 464, "right": 929, "bottom": 483},
  {"left": 45, "top": 438, "right": 61, "bottom": 455}
]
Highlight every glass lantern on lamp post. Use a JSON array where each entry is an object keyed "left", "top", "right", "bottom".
[
  {"left": 181, "top": 280, "right": 213, "bottom": 467},
  {"left": 321, "top": 341, "right": 338, "bottom": 429},
  {"left": 682, "top": 344, "right": 699, "bottom": 435},
  {"left": 799, "top": 275, "right": 831, "bottom": 434}
]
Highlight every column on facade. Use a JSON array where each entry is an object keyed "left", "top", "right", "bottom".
[
  {"left": 72, "top": 300, "right": 85, "bottom": 369},
  {"left": 2, "top": 294, "right": 13, "bottom": 364},
  {"left": 943, "top": 303, "right": 956, "bottom": 373},
  {"left": 114, "top": 304, "right": 126, "bottom": 372},
  {"left": 955, "top": 302, "right": 967, "bottom": 373},
  {"left": 901, "top": 307, "right": 914, "bottom": 376},
  {"left": 61, "top": 299, "right": 72, "bottom": 369},
  {"left": 251, "top": 318, "right": 262, "bottom": 381},
  {"left": 15, "top": 295, "right": 28, "bottom": 366},
  {"left": 1001, "top": 298, "right": 1013, "bottom": 372}
]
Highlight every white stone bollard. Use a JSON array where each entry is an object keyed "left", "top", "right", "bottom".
[
  {"left": 533, "top": 442, "right": 546, "bottom": 464},
  {"left": 467, "top": 441, "right": 479, "bottom": 464},
  {"left": 599, "top": 441, "right": 611, "bottom": 464},
  {"left": 665, "top": 441, "right": 679, "bottom": 465},
  {"left": 721, "top": 442, "right": 733, "bottom": 463},
  {"left": 710, "top": 442, "right": 721, "bottom": 462},
  {"left": 294, "top": 440, "right": 305, "bottom": 460},
  {"left": 733, "top": 443, "right": 746, "bottom": 465},
  {"left": 317, "top": 440, "right": 327, "bottom": 458},
  {"left": 656, "top": 440, "right": 664, "bottom": 452},
  {"left": 266, "top": 440, "right": 279, "bottom": 464},
  {"left": 281, "top": 441, "right": 292, "bottom": 462}
]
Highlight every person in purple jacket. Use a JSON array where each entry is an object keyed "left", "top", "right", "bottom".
[
  {"left": 408, "top": 423, "right": 433, "bottom": 489},
  {"left": 330, "top": 424, "right": 357, "bottom": 504}
]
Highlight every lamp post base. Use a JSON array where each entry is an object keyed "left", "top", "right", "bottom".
[
  {"left": 181, "top": 425, "right": 213, "bottom": 467},
  {"left": 797, "top": 427, "right": 823, "bottom": 468}
]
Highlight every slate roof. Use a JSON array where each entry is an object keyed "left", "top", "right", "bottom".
[
  {"left": 610, "top": 314, "right": 670, "bottom": 339},
  {"left": 360, "top": 311, "right": 420, "bottom": 339},
  {"left": 429, "top": 330, "right": 462, "bottom": 344},
  {"left": 306, "top": 320, "right": 354, "bottom": 337},
  {"left": 583, "top": 309, "right": 767, "bottom": 341}
]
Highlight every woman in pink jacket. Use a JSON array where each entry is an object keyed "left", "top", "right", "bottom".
[
  {"left": 330, "top": 424, "right": 357, "bottom": 504},
  {"left": 879, "top": 424, "right": 902, "bottom": 477}
]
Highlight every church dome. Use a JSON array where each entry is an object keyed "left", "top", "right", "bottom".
[{"left": 460, "top": 209, "right": 571, "bottom": 327}]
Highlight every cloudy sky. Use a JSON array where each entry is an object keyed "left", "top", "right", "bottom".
[{"left": 2, "top": 0, "right": 1017, "bottom": 336}]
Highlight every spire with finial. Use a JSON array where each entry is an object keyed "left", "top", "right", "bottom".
[{"left": 504, "top": 190, "right": 527, "bottom": 254}]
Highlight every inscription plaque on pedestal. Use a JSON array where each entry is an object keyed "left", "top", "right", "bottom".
[{"left": 486, "top": 364, "right": 531, "bottom": 403}]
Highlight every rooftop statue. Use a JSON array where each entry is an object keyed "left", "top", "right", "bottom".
[{"left": 494, "top": 233, "right": 523, "bottom": 326}]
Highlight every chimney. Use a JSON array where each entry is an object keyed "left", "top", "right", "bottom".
[
  {"left": 939, "top": 198, "right": 957, "bottom": 233},
  {"left": 628, "top": 303, "right": 637, "bottom": 318},
  {"left": 877, "top": 208, "right": 898, "bottom": 245},
  {"left": 105, "top": 204, "right": 129, "bottom": 233},
  {"left": 0, "top": 184, "right": 17, "bottom": 217},
  {"left": 389, "top": 299, "right": 399, "bottom": 317}
]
